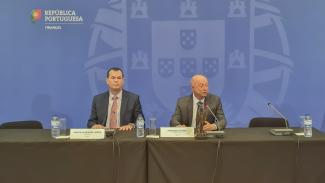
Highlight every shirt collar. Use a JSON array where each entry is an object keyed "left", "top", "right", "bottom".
[
  {"left": 192, "top": 93, "right": 205, "bottom": 104},
  {"left": 109, "top": 90, "right": 122, "bottom": 99}
]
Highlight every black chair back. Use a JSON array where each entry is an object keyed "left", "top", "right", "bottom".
[
  {"left": 249, "top": 117, "right": 287, "bottom": 128},
  {"left": 0, "top": 120, "right": 43, "bottom": 129}
]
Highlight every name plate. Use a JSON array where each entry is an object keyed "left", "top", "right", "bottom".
[
  {"left": 160, "top": 127, "right": 194, "bottom": 137},
  {"left": 70, "top": 129, "right": 105, "bottom": 139}
]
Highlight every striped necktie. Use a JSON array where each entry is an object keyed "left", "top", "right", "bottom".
[
  {"left": 109, "top": 96, "right": 118, "bottom": 128},
  {"left": 196, "top": 101, "right": 203, "bottom": 129}
]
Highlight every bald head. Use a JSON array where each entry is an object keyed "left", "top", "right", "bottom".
[{"left": 191, "top": 74, "right": 209, "bottom": 100}]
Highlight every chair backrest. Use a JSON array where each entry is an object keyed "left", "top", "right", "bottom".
[
  {"left": 0, "top": 120, "right": 43, "bottom": 129},
  {"left": 249, "top": 117, "right": 287, "bottom": 128}
]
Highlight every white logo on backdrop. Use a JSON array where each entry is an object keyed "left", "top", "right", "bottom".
[{"left": 86, "top": 0, "right": 293, "bottom": 127}]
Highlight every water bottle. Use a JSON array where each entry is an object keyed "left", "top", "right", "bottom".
[
  {"left": 136, "top": 114, "right": 145, "bottom": 138},
  {"left": 304, "top": 114, "right": 312, "bottom": 137},
  {"left": 51, "top": 116, "right": 60, "bottom": 138}
]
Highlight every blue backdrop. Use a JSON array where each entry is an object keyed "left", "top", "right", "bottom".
[{"left": 1, "top": 0, "right": 325, "bottom": 130}]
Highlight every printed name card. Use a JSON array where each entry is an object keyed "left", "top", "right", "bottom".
[
  {"left": 160, "top": 127, "right": 194, "bottom": 137},
  {"left": 70, "top": 129, "right": 105, "bottom": 139}
]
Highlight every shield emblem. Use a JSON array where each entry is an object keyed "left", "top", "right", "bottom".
[
  {"left": 180, "top": 29, "right": 196, "bottom": 50},
  {"left": 180, "top": 58, "right": 197, "bottom": 78},
  {"left": 158, "top": 58, "right": 174, "bottom": 78},
  {"left": 152, "top": 20, "right": 225, "bottom": 110},
  {"left": 87, "top": 0, "right": 293, "bottom": 128},
  {"left": 203, "top": 57, "right": 219, "bottom": 77}
]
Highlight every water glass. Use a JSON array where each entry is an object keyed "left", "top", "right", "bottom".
[
  {"left": 149, "top": 118, "right": 157, "bottom": 136},
  {"left": 59, "top": 118, "right": 68, "bottom": 136}
]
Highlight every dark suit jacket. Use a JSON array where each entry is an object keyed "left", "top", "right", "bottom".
[
  {"left": 170, "top": 94, "right": 227, "bottom": 130},
  {"left": 87, "top": 90, "right": 143, "bottom": 128}
]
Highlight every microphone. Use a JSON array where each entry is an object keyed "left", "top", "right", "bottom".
[
  {"left": 267, "top": 102, "right": 293, "bottom": 136},
  {"left": 205, "top": 104, "right": 219, "bottom": 125},
  {"left": 204, "top": 103, "right": 224, "bottom": 137},
  {"left": 105, "top": 128, "right": 116, "bottom": 137},
  {"left": 267, "top": 102, "right": 289, "bottom": 128}
]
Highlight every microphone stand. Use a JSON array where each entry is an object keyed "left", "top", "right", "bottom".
[
  {"left": 205, "top": 104, "right": 225, "bottom": 138},
  {"left": 267, "top": 102, "right": 293, "bottom": 136}
]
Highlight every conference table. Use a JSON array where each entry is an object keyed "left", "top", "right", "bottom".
[
  {"left": 0, "top": 128, "right": 325, "bottom": 183},
  {"left": 148, "top": 128, "right": 325, "bottom": 183},
  {"left": 0, "top": 129, "right": 147, "bottom": 183}
]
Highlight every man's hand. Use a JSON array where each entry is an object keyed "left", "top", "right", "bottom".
[
  {"left": 203, "top": 121, "right": 217, "bottom": 131},
  {"left": 91, "top": 124, "right": 105, "bottom": 129},
  {"left": 119, "top": 123, "right": 134, "bottom": 131}
]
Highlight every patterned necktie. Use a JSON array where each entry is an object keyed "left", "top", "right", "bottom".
[
  {"left": 109, "top": 96, "right": 118, "bottom": 128},
  {"left": 196, "top": 101, "right": 203, "bottom": 129}
]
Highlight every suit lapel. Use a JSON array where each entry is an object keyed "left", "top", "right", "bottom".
[
  {"left": 120, "top": 90, "right": 128, "bottom": 123},
  {"left": 103, "top": 92, "right": 109, "bottom": 125},
  {"left": 187, "top": 95, "right": 193, "bottom": 126},
  {"left": 204, "top": 94, "right": 215, "bottom": 123},
  {"left": 204, "top": 94, "right": 211, "bottom": 109}
]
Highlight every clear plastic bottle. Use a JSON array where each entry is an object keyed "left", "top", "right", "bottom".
[
  {"left": 51, "top": 116, "right": 60, "bottom": 138},
  {"left": 136, "top": 114, "right": 145, "bottom": 138},
  {"left": 304, "top": 114, "right": 312, "bottom": 137}
]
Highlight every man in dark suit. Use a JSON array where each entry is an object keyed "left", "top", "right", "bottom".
[
  {"left": 170, "top": 74, "right": 227, "bottom": 131},
  {"left": 87, "top": 67, "right": 143, "bottom": 131}
]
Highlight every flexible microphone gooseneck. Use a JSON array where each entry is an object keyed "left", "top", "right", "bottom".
[
  {"left": 205, "top": 104, "right": 219, "bottom": 125},
  {"left": 267, "top": 102, "right": 289, "bottom": 128},
  {"left": 267, "top": 102, "right": 293, "bottom": 136}
]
